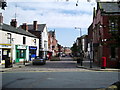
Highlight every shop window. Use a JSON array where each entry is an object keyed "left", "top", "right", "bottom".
[
  {"left": 31, "top": 49, "right": 36, "bottom": 54},
  {"left": 44, "top": 41, "right": 47, "bottom": 49},
  {"left": 23, "top": 37, "right": 26, "bottom": 44},
  {"left": 111, "top": 47, "right": 115, "bottom": 58},
  {"left": 20, "top": 50, "right": 24, "bottom": 58}
]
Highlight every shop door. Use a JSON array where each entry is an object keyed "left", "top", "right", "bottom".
[
  {"left": 2, "top": 49, "right": 11, "bottom": 61},
  {"left": 16, "top": 50, "right": 26, "bottom": 63},
  {"left": 16, "top": 50, "right": 20, "bottom": 63}
]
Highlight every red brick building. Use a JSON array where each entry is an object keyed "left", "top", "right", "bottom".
[
  {"left": 48, "top": 30, "right": 58, "bottom": 57},
  {"left": 91, "top": 2, "right": 120, "bottom": 68}
]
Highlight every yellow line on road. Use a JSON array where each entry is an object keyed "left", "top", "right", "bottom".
[{"left": 1, "top": 70, "right": 118, "bottom": 73}]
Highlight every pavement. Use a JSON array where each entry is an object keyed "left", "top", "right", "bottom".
[
  {"left": 76, "top": 58, "right": 120, "bottom": 72},
  {"left": 0, "top": 62, "right": 31, "bottom": 72},
  {"left": 0, "top": 57, "right": 120, "bottom": 72}
]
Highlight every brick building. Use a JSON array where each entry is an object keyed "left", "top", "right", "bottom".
[
  {"left": 91, "top": 2, "right": 120, "bottom": 68},
  {"left": 48, "top": 30, "right": 58, "bottom": 57}
]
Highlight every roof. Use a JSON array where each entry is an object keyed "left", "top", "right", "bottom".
[
  {"left": 28, "top": 24, "right": 46, "bottom": 32},
  {"left": 98, "top": 2, "right": 120, "bottom": 14},
  {"left": 1, "top": 23, "right": 37, "bottom": 37},
  {"left": 48, "top": 30, "right": 55, "bottom": 36}
]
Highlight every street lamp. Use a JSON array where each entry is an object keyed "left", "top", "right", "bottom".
[
  {"left": 75, "top": 27, "right": 83, "bottom": 66},
  {"left": 75, "top": 27, "right": 82, "bottom": 37}
]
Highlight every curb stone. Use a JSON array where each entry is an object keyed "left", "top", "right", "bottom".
[{"left": 76, "top": 65, "right": 120, "bottom": 72}]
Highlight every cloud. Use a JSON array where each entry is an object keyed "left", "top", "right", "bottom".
[
  {"left": 2, "top": 0, "right": 117, "bottom": 47},
  {"left": 3, "top": 1, "right": 95, "bottom": 29},
  {"left": 6, "top": 0, "right": 118, "bottom": 2}
]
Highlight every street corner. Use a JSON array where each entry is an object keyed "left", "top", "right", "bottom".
[
  {"left": 96, "top": 81, "right": 120, "bottom": 90},
  {"left": 97, "top": 85, "right": 117, "bottom": 90}
]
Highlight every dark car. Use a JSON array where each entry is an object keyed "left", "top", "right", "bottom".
[{"left": 32, "top": 57, "right": 46, "bottom": 65}]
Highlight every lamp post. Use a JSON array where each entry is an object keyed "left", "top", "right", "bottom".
[
  {"left": 75, "top": 27, "right": 82, "bottom": 37},
  {"left": 75, "top": 27, "right": 83, "bottom": 66},
  {"left": 75, "top": 27, "right": 82, "bottom": 54}
]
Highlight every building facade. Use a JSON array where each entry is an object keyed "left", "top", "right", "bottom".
[
  {"left": 24, "top": 21, "right": 48, "bottom": 59},
  {"left": 48, "top": 30, "right": 58, "bottom": 57},
  {"left": 91, "top": 2, "right": 120, "bottom": 68},
  {"left": 0, "top": 14, "right": 39, "bottom": 64}
]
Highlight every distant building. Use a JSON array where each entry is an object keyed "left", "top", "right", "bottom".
[
  {"left": 81, "top": 35, "right": 88, "bottom": 58},
  {"left": 48, "top": 30, "right": 58, "bottom": 57},
  {"left": 88, "top": 23, "right": 93, "bottom": 61},
  {"left": 64, "top": 47, "right": 72, "bottom": 55},
  {"left": 74, "top": 35, "right": 88, "bottom": 58}
]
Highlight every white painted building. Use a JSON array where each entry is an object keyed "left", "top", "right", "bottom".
[
  {"left": 0, "top": 14, "right": 39, "bottom": 64},
  {"left": 27, "top": 21, "right": 48, "bottom": 59},
  {"left": 41, "top": 25, "right": 48, "bottom": 58}
]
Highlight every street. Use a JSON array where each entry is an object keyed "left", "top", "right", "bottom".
[{"left": 1, "top": 57, "right": 119, "bottom": 89}]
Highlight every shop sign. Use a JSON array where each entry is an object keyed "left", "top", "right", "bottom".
[
  {"left": 0, "top": 44, "right": 11, "bottom": 48},
  {"left": 29, "top": 46, "right": 37, "bottom": 50},
  {"left": 17, "top": 45, "right": 26, "bottom": 49}
]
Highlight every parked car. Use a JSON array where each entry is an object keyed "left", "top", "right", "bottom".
[
  {"left": 32, "top": 56, "right": 46, "bottom": 65},
  {"left": 62, "top": 53, "right": 66, "bottom": 57}
]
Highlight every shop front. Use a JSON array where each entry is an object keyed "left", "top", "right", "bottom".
[
  {"left": 0, "top": 44, "right": 12, "bottom": 65},
  {"left": 29, "top": 46, "right": 37, "bottom": 61},
  {"left": 16, "top": 45, "right": 27, "bottom": 63}
]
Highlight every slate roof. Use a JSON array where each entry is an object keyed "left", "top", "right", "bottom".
[
  {"left": 98, "top": 2, "right": 120, "bottom": 13},
  {"left": 1, "top": 23, "right": 37, "bottom": 37},
  {"left": 48, "top": 31, "right": 55, "bottom": 37},
  {"left": 28, "top": 24, "right": 46, "bottom": 32}
]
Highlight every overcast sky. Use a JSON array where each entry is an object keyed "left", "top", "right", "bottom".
[{"left": 1, "top": 0, "right": 118, "bottom": 47}]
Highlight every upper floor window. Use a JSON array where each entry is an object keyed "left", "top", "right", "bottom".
[
  {"left": 7, "top": 33, "right": 11, "bottom": 44},
  {"left": 34, "top": 39, "right": 36, "bottom": 45},
  {"left": 44, "top": 41, "right": 47, "bottom": 48},
  {"left": 23, "top": 37, "right": 26, "bottom": 44},
  {"left": 109, "top": 17, "right": 118, "bottom": 32}
]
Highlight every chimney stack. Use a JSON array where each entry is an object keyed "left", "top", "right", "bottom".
[
  {"left": 33, "top": 21, "right": 37, "bottom": 30},
  {"left": 21, "top": 23, "right": 28, "bottom": 31},
  {"left": 10, "top": 19, "right": 17, "bottom": 27},
  {"left": 0, "top": 13, "right": 3, "bottom": 25}
]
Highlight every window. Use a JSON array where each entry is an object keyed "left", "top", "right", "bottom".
[
  {"left": 7, "top": 33, "right": 11, "bottom": 44},
  {"left": 20, "top": 50, "right": 24, "bottom": 58},
  {"left": 111, "top": 47, "right": 115, "bottom": 58},
  {"left": 34, "top": 39, "right": 36, "bottom": 45},
  {"left": 44, "top": 41, "right": 47, "bottom": 49},
  {"left": 109, "top": 17, "right": 118, "bottom": 32},
  {"left": 23, "top": 37, "right": 26, "bottom": 44}
]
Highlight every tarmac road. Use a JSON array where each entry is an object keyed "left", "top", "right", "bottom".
[
  {"left": 1, "top": 57, "right": 119, "bottom": 89},
  {"left": 2, "top": 71, "right": 119, "bottom": 89}
]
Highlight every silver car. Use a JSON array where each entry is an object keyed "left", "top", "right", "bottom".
[{"left": 32, "top": 57, "right": 46, "bottom": 65}]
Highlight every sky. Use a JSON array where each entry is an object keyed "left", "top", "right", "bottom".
[{"left": 1, "top": 0, "right": 118, "bottom": 47}]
